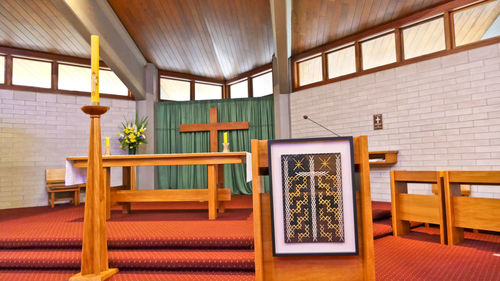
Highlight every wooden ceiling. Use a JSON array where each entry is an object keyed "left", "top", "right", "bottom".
[
  {"left": 0, "top": 0, "right": 90, "bottom": 58},
  {"left": 292, "top": 0, "right": 454, "bottom": 56},
  {"left": 108, "top": 0, "right": 274, "bottom": 81}
]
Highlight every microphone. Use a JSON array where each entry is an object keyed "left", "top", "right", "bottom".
[{"left": 303, "top": 115, "right": 341, "bottom": 137}]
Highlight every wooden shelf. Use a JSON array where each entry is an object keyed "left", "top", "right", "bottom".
[{"left": 369, "top": 150, "right": 398, "bottom": 166}]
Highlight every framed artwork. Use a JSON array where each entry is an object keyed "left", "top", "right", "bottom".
[{"left": 268, "top": 137, "right": 358, "bottom": 256}]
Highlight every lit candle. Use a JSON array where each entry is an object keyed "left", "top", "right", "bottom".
[
  {"left": 90, "top": 35, "right": 100, "bottom": 104},
  {"left": 105, "top": 137, "right": 110, "bottom": 147},
  {"left": 224, "top": 132, "right": 228, "bottom": 144}
]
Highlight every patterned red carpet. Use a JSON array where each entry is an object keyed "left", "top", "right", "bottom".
[
  {"left": 0, "top": 197, "right": 498, "bottom": 280},
  {"left": 0, "top": 195, "right": 255, "bottom": 280}
]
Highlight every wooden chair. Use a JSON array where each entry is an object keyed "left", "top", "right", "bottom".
[
  {"left": 45, "top": 168, "right": 83, "bottom": 208},
  {"left": 390, "top": 171, "right": 447, "bottom": 244},
  {"left": 443, "top": 171, "right": 500, "bottom": 245}
]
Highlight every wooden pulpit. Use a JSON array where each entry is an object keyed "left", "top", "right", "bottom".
[{"left": 250, "top": 136, "right": 375, "bottom": 281}]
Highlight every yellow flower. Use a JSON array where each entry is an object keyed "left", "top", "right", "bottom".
[
  {"left": 140, "top": 128, "right": 144, "bottom": 133},
  {"left": 131, "top": 139, "right": 136, "bottom": 143},
  {"left": 129, "top": 146, "right": 133, "bottom": 149},
  {"left": 116, "top": 132, "right": 120, "bottom": 136}
]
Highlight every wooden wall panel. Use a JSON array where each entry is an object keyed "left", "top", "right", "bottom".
[
  {"left": 0, "top": 0, "right": 89, "bottom": 58},
  {"left": 108, "top": 0, "right": 274, "bottom": 81}
]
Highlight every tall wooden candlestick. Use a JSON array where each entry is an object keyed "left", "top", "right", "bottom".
[{"left": 70, "top": 105, "right": 118, "bottom": 281}]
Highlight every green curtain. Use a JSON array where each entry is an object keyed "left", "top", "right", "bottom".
[{"left": 155, "top": 96, "right": 274, "bottom": 194}]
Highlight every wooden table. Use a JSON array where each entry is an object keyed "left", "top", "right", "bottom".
[{"left": 67, "top": 153, "right": 248, "bottom": 220}]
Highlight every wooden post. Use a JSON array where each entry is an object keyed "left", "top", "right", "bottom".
[{"left": 70, "top": 105, "right": 118, "bottom": 281}]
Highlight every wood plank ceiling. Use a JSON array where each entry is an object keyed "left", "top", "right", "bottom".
[
  {"left": 0, "top": 0, "right": 90, "bottom": 58},
  {"left": 292, "top": 0, "right": 454, "bottom": 56},
  {"left": 107, "top": 0, "right": 274, "bottom": 81}
]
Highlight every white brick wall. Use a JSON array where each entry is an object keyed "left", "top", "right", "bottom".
[
  {"left": 290, "top": 43, "right": 500, "bottom": 202},
  {"left": 0, "top": 90, "right": 136, "bottom": 209}
]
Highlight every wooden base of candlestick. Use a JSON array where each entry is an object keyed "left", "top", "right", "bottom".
[
  {"left": 222, "top": 143, "right": 230, "bottom": 153},
  {"left": 69, "top": 268, "right": 118, "bottom": 281},
  {"left": 72, "top": 105, "right": 118, "bottom": 281}
]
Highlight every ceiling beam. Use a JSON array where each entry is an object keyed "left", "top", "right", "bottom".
[
  {"left": 270, "top": 0, "right": 292, "bottom": 139},
  {"left": 51, "top": 0, "right": 147, "bottom": 100}
]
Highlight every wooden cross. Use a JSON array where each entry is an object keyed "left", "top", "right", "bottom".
[{"left": 179, "top": 107, "right": 249, "bottom": 152}]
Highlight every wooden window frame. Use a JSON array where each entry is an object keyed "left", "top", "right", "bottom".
[
  {"left": 400, "top": 15, "right": 447, "bottom": 60},
  {"left": 325, "top": 44, "right": 357, "bottom": 80},
  {"left": 359, "top": 30, "right": 398, "bottom": 71},
  {"left": 450, "top": 0, "right": 500, "bottom": 48},
  {"left": 158, "top": 64, "right": 273, "bottom": 102},
  {"left": 158, "top": 76, "right": 193, "bottom": 102},
  {"left": 291, "top": 0, "right": 500, "bottom": 92},
  {"left": 250, "top": 70, "right": 274, "bottom": 97},
  {"left": 0, "top": 46, "right": 133, "bottom": 100},
  {"left": 0, "top": 54, "right": 6, "bottom": 85},
  {"left": 296, "top": 54, "right": 323, "bottom": 87},
  {"left": 193, "top": 81, "right": 224, "bottom": 101},
  {"left": 228, "top": 78, "right": 249, "bottom": 99},
  {"left": 11, "top": 56, "right": 53, "bottom": 89}
]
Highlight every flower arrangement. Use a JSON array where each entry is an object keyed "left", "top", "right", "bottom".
[{"left": 118, "top": 116, "right": 148, "bottom": 155}]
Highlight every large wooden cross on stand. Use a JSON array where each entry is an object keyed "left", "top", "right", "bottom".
[
  {"left": 179, "top": 107, "right": 249, "bottom": 152},
  {"left": 179, "top": 107, "right": 249, "bottom": 216}
]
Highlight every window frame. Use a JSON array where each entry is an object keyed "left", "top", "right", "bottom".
[
  {"left": 11, "top": 56, "right": 53, "bottom": 89},
  {"left": 325, "top": 44, "right": 357, "bottom": 79},
  {"left": 450, "top": 0, "right": 500, "bottom": 48},
  {"left": 194, "top": 81, "right": 224, "bottom": 101},
  {"left": 0, "top": 55, "right": 5, "bottom": 85},
  {"left": 251, "top": 70, "right": 274, "bottom": 97},
  {"left": 159, "top": 76, "right": 192, "bottom": 101},
  {"left": 290, "top": 0, "right": 500, "bottom": 92},
  {"left": 296, "top": 54, "right": 323, "bottom": 87},
  {"left": 359, "top": 30, "right": 398, "bottom": 71},
  {"left": 228, "top": 78, "right": 249, "bottom": 99},
  {"left": 400, "top": 15, "right": 446, "bottom": 60},
  {"left": 0, "top": 46, "right": 133, "bottom": 100}
]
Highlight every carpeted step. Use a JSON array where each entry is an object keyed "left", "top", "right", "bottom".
[
  {"left": 0, "top": 270, "right": 255, "bottom": 281},
  {"left": 0, "top": 249, "right": 255, "bottom": 271}
]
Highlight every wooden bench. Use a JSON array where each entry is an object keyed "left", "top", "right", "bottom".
[
  {"left": 45, "top": 168, "right": 84, "bottom": 208},
  {"left": 390, "top": 171, "right": 446, "bottom": 244},
  {"left": 443, "top": 171, "right": 500, "bottom": 245}
]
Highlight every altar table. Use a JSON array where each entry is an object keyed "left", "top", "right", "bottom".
[{"left": 66, "top": 153, "right": 251, "bottom": 220}]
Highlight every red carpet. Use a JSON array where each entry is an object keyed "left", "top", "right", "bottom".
[
  {"left": 1, "top": 196, "right": 499, "bottom": 280},
  {"left": 0, "top": 195, "right": 255, "bottom": 280},
  {"left": 375, "top": 226, "right": 500, "bottom": 281}
]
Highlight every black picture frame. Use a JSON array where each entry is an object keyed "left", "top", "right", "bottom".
[{"left": 267, "top": 137, "right": 359, "bottom": 256}]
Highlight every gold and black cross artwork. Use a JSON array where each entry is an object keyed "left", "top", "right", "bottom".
[{"left": 281, "top": 153, "right": 344, "bottom": 243}]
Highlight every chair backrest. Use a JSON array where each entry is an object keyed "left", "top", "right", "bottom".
[{"left": 46, "top": 168, "right": 65, "bottom": 184}]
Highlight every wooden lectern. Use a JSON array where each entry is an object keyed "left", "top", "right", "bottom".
[
  {"left": 70, "top": 105, "right": 118, "bottom": 281},
  {"left": 251, "top": 136, "right": 375, "bottom": 281}
]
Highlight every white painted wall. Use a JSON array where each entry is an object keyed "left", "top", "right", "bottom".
[
  {"left": 0, "top": 89, "right": 135, "bottom": 209},
  {"left": 290, "top": 43, "right": 500, "bottom": 202}
]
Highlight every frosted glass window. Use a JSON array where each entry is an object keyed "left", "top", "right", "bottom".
[
  {"left": 403, "top": 17, "right": 446, "bottom": 59},
  {"left": 100, "top": 69, "right": 128, "bottom": 96},
  {"left": 230, "top": 80, "right": 248, "bottom": 99},
  {"left": 252, "top": 72, "right": 273, "bottom": 97},
  {"left": 58, "top": 64, "right": 91, "bottom": 92},
  {"left": 195, "top": 83, "right": 222, "bottom": 100},
  {"left": 453, "top": 0, "right": 500, "bottom": 46},
  {"left": 327, "top": 46, "right": 356, "bottom": 79},
  {"left": 361, "top": 33, "right": 397, "bottom": 70},
  {"left": 298, "top": 56, "right": 323, "bottom": 86},
  {"left": 160, "top": 78, "right": 190, "bottom": 101},
  {"left": 12, "top": 58, "right": 51, "bottom": 88},
  {"left": 0, "top": 56, "right": 4, "bottom": 84}
]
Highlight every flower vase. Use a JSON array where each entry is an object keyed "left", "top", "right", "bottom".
[{"left": 128, "top": 147, "right": 137, "bottom": 155}]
